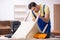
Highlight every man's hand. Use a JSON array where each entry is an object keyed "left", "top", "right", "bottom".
[
  {"left": 37, "top": 11, "right": 41, "bottom": 17},
  {"left": 32, "top": 17, "right": 36, "bottom": 21}
]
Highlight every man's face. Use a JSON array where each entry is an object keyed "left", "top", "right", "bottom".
[{"left": 31, "top": 6, "right": 39, "bottom": 12}]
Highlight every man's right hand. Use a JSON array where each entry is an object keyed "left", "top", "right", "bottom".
[{"left": 32, "top": 17, "right": 36, "bottom": 21}]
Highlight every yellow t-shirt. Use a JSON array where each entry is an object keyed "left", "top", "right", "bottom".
[{"left": 31, "top": 5, "right": 50, "bottom": 18}]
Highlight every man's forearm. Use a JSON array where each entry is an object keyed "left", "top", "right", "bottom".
[{"left": 39, "top": 16, "right": 49, "bottom": 23}]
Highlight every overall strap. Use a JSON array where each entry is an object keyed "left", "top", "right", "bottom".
[
  {"left": 43, "top": 5, "right": 45, "bottom": 17},
  {"left": 32, "top": 11, "right": 37, "bottom": 18}
]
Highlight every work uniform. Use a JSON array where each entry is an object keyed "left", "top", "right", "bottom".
[{"left": 31, "top": 5, "right": 51, "bottom": 37}]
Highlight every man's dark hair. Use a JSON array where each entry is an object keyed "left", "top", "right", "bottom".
[{"left": 28, "top": 2, "right": 37, "bottom": 9}]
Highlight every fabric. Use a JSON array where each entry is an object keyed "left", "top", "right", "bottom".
[
  {"left": 37, "top": 18, "right": 51, "bottom": 34},
  {"left": 12, "top": 21, "right": 21, "bottom": 33}
]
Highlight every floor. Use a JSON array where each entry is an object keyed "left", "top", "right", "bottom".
[{"left": 0, "top": 38, "right": 60, "bottom": 40}]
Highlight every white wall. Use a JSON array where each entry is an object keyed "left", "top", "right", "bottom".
[{"left": 0, "top": 0, "right": 14, "bottom": 20}]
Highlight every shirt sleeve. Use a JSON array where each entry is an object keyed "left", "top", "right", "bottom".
[{"left": 44, "top": 6, "right": 50, "bottom": 14}]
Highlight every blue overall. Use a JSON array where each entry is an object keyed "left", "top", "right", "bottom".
[{"left": 32, "top": 5, "right": 51, "bottom": 37}]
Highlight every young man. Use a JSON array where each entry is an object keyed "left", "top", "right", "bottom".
[{"left": 28, "top": 2, "right": 51, "bottom": 38}]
